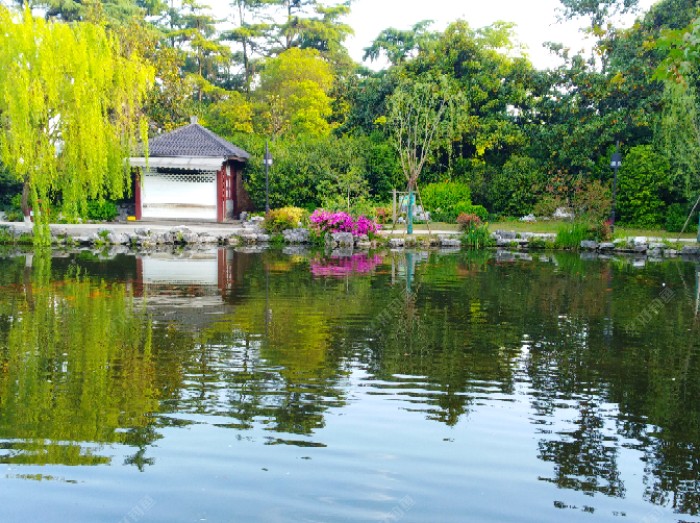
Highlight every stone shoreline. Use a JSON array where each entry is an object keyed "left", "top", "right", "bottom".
[{"left": 1, "top": 221, "right": 698, "bottom": 257}]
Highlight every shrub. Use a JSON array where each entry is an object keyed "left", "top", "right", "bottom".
[
  {"left": 533, "top": 195, "right": 566, "bottom": 218},
  {"left": 665, "top": 203, "right": 698, "bottom": 233},
  {"left": 421, "top": 182, "right": 475, "bottom": 222},
  {"left": 456, "top": 213, "right": 483, "bottom": 232},
  {"left": 572, "top": 180, "right": 611, "bottom": 223},
  {"left": 264, "top": 206, "right": 308, "bottom": 233},
  {"left": 618, "top": 145, "right": 669, "bottom": 227},
  {"left": 374, "top": 206, "right": 391, "bottom": 224},
  {"left": 309, "top": 209, "right": 380, "bottom": 237},
  {"left": 86, "top": 200, "right": 118, "bottom": 222},
  {"left": 461, "top": 224, "right": 492, "bottom": 249},
  {"left": 555, "top": 221, "right": 593, "bottom": 249},
  {"left": 489, "top": 155, "right": 544, "bottom": 216}
]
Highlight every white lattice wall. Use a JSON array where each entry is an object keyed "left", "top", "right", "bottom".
[{"left": 141, "top": 170, "right": 217, "bottom": 221}]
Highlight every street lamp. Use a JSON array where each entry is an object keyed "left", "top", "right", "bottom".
[
  {"left": 610, "top": 143, "right": 622, "bottom": 235},
  {"left": 264, "top": 141, "right": 273, "bottom": 213}
]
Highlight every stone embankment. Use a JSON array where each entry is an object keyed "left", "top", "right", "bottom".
[
  {"left": 0, "top": 220, "right": 465, "bottom": 249},
  {"left": 2, "top": 221, "right": 699, "bottom": 257}
]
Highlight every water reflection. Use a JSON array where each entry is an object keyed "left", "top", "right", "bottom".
[{"left": 0, "top": 248, "right": 699, "bottom": 521}]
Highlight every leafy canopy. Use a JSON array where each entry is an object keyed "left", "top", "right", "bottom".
[{"left": 0, "top": 7, "right": 153, "bottom": 239}]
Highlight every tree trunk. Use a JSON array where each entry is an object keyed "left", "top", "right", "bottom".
[
  {"left": 407, "top": 177, "right": 416, "bottom": 235},
  {"left": 21, "top": 177, "right": 31, "bottom": 223}
]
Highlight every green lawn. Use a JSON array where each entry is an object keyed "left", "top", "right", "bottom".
[
  {"left": 487, "top": 220, "right": 697, "bottom": 240},
  {"left": 383, "top": 219, "right": 698, "bottom": 241}
]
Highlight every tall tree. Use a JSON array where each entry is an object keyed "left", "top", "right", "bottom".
[
  {"left": 387, "top": 75, "right": 464, "bottom": 233},
  {"left": 0, "top": 7, "right": 153, "bottom": 241},
  {"left": 256, "top": 47, "right": 334, "bottom": 137},
  {"left": 169, "top": 0, "right": 232, "bottom": 102},
  {"left": 363, "top": 20, "right": 436, "bottom": 66},
  {"left": 558, "top": 0, "right": 639, "bottom": 28}
]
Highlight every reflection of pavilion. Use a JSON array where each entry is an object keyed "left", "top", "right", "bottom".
[{"left": 131, "top": 249, "right": 254, "bottom": 325}]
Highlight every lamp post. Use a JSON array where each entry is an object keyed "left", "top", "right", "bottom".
[
  {"left": 610, "top": 143, "right": 622, "bottom": 235},
  {"left": 264, "top": 141, "right": 273, "bottom": 213}
]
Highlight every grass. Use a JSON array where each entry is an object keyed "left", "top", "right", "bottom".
[{"left": 488, "top": 220, "right": 698, "bottom": 240}]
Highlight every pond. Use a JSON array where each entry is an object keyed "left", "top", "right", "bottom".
[{"left": 0, "top": 248, "right": 699, "bottom": 523}]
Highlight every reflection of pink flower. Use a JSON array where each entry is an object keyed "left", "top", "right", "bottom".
[
  {"left": 309, "top": 209, "right": 381, "bottom": 237},
  {"left": 310, "top": 253, "right": 383, "bottom": 278}
]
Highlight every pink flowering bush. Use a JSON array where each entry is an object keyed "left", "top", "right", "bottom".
[{"left": 309, "top": 209, "right": 381, "bottom": 237}]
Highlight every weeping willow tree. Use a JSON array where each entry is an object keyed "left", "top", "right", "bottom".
[{"left": 0, "top": 6, "right": 153, "bottom": 243}]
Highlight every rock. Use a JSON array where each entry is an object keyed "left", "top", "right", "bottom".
[
  {"left": 239, "top": 211, "right": 248, "bottom": 221},
  {"left": 282, "top": 246, "right": 310, "bottom": 255},
  {"left": 356, "top": 241, "right": 372, "bottom": 249},
  {"left": 633, "top": 236, "right": 649, "bottom": 245},
  {"left": 520, "top": 214, "right": 536, "bottom": 223},
  {"left": 388, "top": 238, "right": 405, "bottom": 249},
  {"left": 107, "top": 232, "right": 128, "bottom": 245},
  {"left": 495, "top": 230, "right": 517, "bottom": 240},
  {"left": 496, "top": 238, "right": 511, "bottom": 247},
  {"left": 239, "top": 233, "right": 258, "bottom": 244},
  {"left": 282, "top": 228, "right": 310, "bottom": 244},
  {"left": 681, "top": 245, "right": 700, "bottom": 256},
  {"left": 665, "top": 249, "right": 678, "bottom": 257},
  {"left": 580, "top": 240, "right": 598, "bottom": 250},
  {"left": 553, "top": 207, "right": 574, "bottom": 220},
  {"left": 197, "top": 233, "right": 218, "bottom": 244},
  {"left": 256, "top": 233, "right": 270, "bottom": 243},
  {"left": 599, "top": 242, "right": 615, "bottom": 250},
  {"left": 649, "top": 242, "right": 665, "bottom": 250},
  {"left": 440, "top": 237, "right": 461, "bottom": 248},
  {"left": 633, "top": 244, "right": 648, "bottom": 254},
  {"left": 251, "top": 216, "right": 264, "bottom": 223},
  {"left": 648, "top": 248, "right": 663, "bottom": 258},
  {"left": 329, "top": 232, "right": 354, "bottom": 248},
  {"left": 242, "top": 221, "right": 264, "bottom": 232},
  {"left": 134, "top": 228, "right": 150, "bottom": 237},
  {"left": 225, "top": 235, "right": 242, "bottom": 246}
]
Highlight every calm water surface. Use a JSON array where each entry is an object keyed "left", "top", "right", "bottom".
[{"left": 0, "top": 248, "right": 699, "bottom": 523}]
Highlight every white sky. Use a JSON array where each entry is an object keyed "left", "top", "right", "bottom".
[{"left": 343, "top": 0, "right": 659, "bottom": 69}]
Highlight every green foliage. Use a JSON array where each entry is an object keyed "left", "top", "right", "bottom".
[
  {"left": 664, "top": 202, "right": 698, "bottom": 232},
  {"left": 489, "top": 155, "right": 544, "bottom": 216},
  {"left": 618, "top": 145, "right": 670, "bottom": 227},
  {"left": 387, "top": 74, "right": 465, "bottom": 187},
  {"left": 421, "top": 182, "right": 487, "bottom": 222},
  {"left": 533, "top": 195, "right": 567, "bottom": 218},
  {"left": 555, "top": 221, "right": 594, "bottom": 249},
  {"left": 655, "top": 82, "right": 700, "bottom": 201},
  {"left": 572, "top": 179, "right": 612, "bottom": 223},
  {"left": 0, "top": 6, "right": 153, "bottom": 242},
  {"left": 240, "top": 134, "right": 376, "bottom": 211},
  {"left": 256, "top": 48, "right": 335, "bottom": 137},
  {"left": 459, "top": 215, "right": 493, "bottom": 249},
  {"left": 0, "top": 166, "right": 21, "bottom": 210},
  {"left": 86, "top": 200, "right": 119, "bottom": 222},
  {"left": 263, "top": 207, "right": 308, "bottom": 234}
]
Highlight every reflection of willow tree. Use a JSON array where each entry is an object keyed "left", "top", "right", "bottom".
[
  {"left": 163, "top": 251, "right": 375, "bottom": 437},
  {"left": 0, "top": 253, "right": 160, "bottom": 468}
]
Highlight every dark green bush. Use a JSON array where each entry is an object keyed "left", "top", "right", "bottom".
[
  {"left": 618, "top": 145, "right": 669, "bottom": 227},
  {"left": 86, "top": 200, "right": 118, "bottom": 222},
  {"left": 421, "top": 182, "right": 488, "bottom": 222},
  {"left": 665, "top": 203, "right": 698, "bottom": 233}
]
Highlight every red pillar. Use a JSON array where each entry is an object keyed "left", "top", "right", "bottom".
[
  {"left": 134, "top": 170, "right": 142, "bottom": 220},
  {"left": 216, "top": 165, "right": 225, "bottom": 223}
]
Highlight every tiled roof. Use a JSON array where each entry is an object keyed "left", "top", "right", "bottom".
[{"left": 146, "top": 122, "right": 250, "bottom": 161}]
